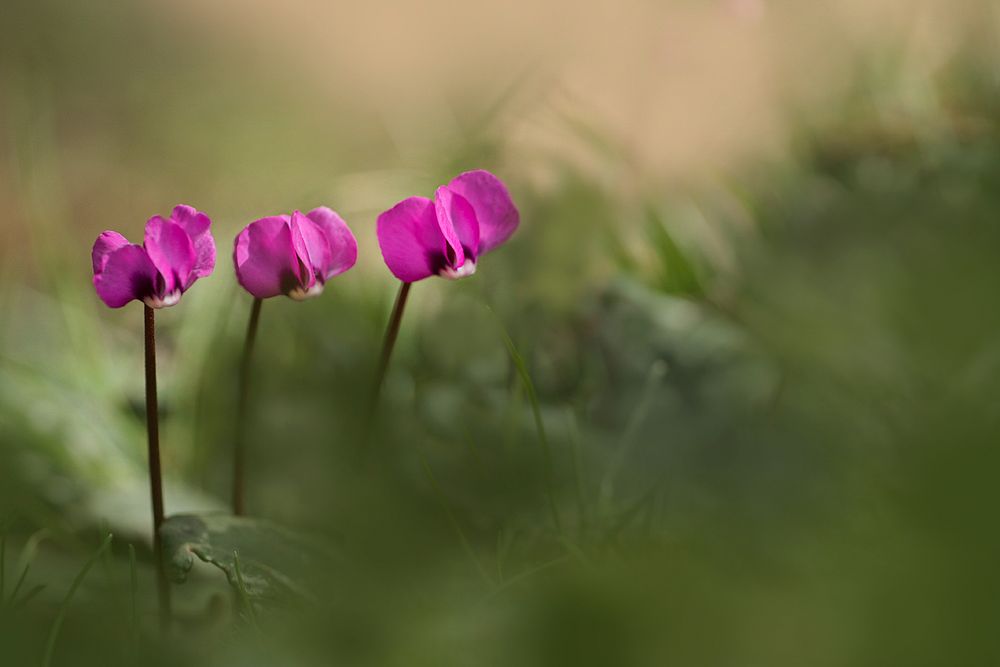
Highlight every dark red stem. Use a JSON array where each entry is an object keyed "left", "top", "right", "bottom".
[
  {"left": 364, "top": 281, "right": 412, "bottom": 442},
  {"left": 233, "top": 297, "right": 262, "bottom": 516},
  {"left": 143, "top": 305, "right": 171, "bottom": 632}
]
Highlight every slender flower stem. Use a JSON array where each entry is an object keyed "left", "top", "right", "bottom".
[
  {"left": 364, "top": 281, "right": 412, "bottom": 438},
  {"left": 143, "top": 305, "right": 171, "bottom": 632},
  {"left": 233, "top": 297, "right": 262, "bottom": 516}
]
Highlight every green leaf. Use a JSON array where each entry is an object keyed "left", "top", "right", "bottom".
[
  {"left": 160, "top": 513, "right": 335, "bottom": 602},
  {"left": 645, "top": 206, "right": 704, "bottom": 297}
]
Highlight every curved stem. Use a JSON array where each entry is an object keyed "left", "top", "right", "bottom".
[
  {"left": 233, "top": 297, "right": 262, "bottom": 516},
  {"left": 364, "top": 281, "right": 412, "bottom": 440},
  {"left": 143, "top": 305, "right": 170, "bottom": 632}
]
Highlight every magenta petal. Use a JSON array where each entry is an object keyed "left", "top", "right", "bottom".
[
  {"left": 288, "top": 213, "right": 317, "bottom": 290},
  {"left": 445, "top": 170, "right": 519, "bottom": 255},
  {"left": 292, "top": 211, "right": 332, "bottom": 277},
  {"left": 171, "top": 204, "right": 216, "bottom": 280},
  {"left": 144, "top": 217, "right": 197, "bottom": 294},
  {"left": 93, "top": 244, "right": 158, "bottom": 308},
  {"left": 432, "top": 187, "right": 466, "bottom": 269},
  {"left": 305, "top": 207, "right": 358, "bottom": 281},
  {"left": 233, "top": 216, "right": 301, "bottom": 299},
  {"left": 92, "top": 231, "right": 130, "bottom": 275},
  {"left": 376, "top": 197, "right": 445, "bottom": 282},
  {"left": 434, "top": 186, "right": 480, "bottom": 266}
]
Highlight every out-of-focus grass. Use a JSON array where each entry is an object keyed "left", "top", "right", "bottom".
[{"left": 3, "top": 0, "right": 1000, "bottom": 665}]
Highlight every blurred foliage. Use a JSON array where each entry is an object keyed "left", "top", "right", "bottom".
[{"left": 2, "top": 1, "right": 1000, "bottom": 665}]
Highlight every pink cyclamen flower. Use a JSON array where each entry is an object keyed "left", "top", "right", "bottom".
[
  {"left": 233, "top": 208, "right": 358, "bottom": 300},
  {"left": 376, "top": 170, "right": 519, "bottom": 282},
  {"left": 92, "top": 205, "right": 216, "bottom": 308}
]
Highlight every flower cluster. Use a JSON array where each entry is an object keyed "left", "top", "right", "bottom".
[
  {"left": 91, "top": 170, "right": 517, "bottom": 306},
  {"left": 89, "top": 169, "right": 520, "bottom": 542}
]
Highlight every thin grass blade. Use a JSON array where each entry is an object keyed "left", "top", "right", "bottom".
[
  {"left": 9, "top": 563, "right": 29, "bottom": 606},
  {"left": 420, "top": 456, "right": 493, "bottom": 587},
  {"left": 128, "top": 544, "right": 137, "bottom": 651},
  {"left": 42, "top": 533, "right": 113, "bottom": 667},
  {"left": 232, "top": 550, "right": 260, "bottom": 636},
  {"left": 492, "top": 316, "right": 563, "bottom": 534}
]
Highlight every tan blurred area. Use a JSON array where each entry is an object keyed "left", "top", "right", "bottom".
[
  {"left": 157, "top": 0, "right": 996, "bottom": 174},
  {"left": 1, "top": 0, "right": 996, "bottom": 275}
]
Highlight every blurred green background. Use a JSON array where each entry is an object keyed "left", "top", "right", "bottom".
[{"left": 2, "top": 0, "right": 1000, "bottom": 664}]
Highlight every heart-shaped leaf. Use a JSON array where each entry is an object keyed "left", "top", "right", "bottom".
[{"left": 161, "top": 513, "right": 336, "bottom": 602}]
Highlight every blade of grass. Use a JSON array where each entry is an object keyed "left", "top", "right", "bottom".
[
  {"left": 565, "top": 408, "right": 589, "bottom": 542},
  {"left": 12, "top": 584, "right": 44, "bottom": 609},
  {"left": 15, "top": 529, "right": 49, "bottom": 576},
  {"left": 9, "top": 563, "right": 29, "bottom": 605},
  {"left": 495, "top": 526, "right": 518, "bottom": 585},
  {"left": 421, "top": 456, "right": 494, "bottom": 588},
  {"left": 640, "top": 485, "right": 658, "bottom": 537},
  {"left": 232, "top": 551, "right": 260, "bottom": 636},
  {"left": 502, "top": 379, "right": 525, "bottom": 454},
  {"left": 646, "top": 205, "right": 704, "bottom": 297},
  {"left": 7, "top": 529, "right": 48, "bottom": 610},
  {"left": 478, "top": 555, "right": 571, "bottom": 605},
  {"left": 98, "top": 520, "right": 125, "bottom": 617},
  {"left": 42, "top": 533, "right": 113, "bottom": 667},
  {"left": 128, "top": 545, "right": 137, "bottom": 651},
  {"left": 602, "top": 483, "right": 662, "bottom": 547},
  {"left": 461, "top": 428, "right": 485, "bottom": 473},
  {"left": 556, "top": 536, "right": 593, "bottom": 569},
  {"left": 1, "top": 533, "right": 6, "bottom": 600},
  {"left": 598, "top": 360, "right": 667, "bottom": 516},
  {"left": 493, "top": 317, "right": 562, "bottom": 535},
  {"left": 495, "top": 529, "right": 506, "bottom": 584}
]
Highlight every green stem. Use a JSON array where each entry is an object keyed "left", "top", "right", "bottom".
[{"left": 233, "top": 297, "right": 262, "bottom": 516}]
